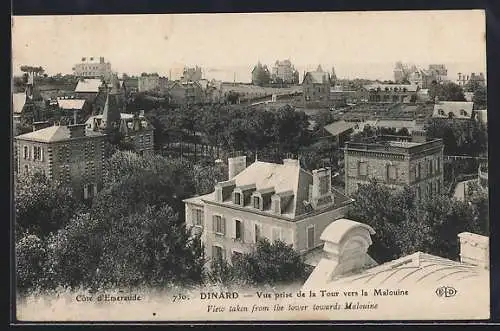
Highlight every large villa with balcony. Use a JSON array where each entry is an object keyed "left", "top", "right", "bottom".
[{"left": 183, "top": 156, "right": 354, "bottom": 267}]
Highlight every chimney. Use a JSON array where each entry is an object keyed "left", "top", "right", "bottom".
[
  {"left": 311, "top": 167, "right": 334, "bottom": 208},
  {"left": 67, "top": 123, "right": 86, "bottom": 139},
  {"left": 32, "top": 121, "right": 50, "bottom": 132},
  {"left": 458, "top": 232, "right": 489, "bottom": 270},
  {"left": 228, "top": 155, "right": 247, "bottom": 180}
]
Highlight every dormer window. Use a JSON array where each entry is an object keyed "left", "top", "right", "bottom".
[
  {"left": 253, "top": 196, "right": 261, "bottom": 209},
  {"left": 234, "top": 192, "right": 241, "bottom": 205}
]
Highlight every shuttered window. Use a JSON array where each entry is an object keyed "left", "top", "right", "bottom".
[{"left": 212, "top": 215, "right": 225, "bottom": 235}]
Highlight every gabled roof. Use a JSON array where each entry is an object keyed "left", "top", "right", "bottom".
[
  {"left": 324, "top": 120, "right": 356, "bottom": 136},
  {"left": 304, "top": 71, "right": 330, "bottom": 84},
  {"left": 15, "top": 125, "right": 104, "bottom": 143},
  {"left": 57, "top": 99, "right": 86, "bottom": 110},
  {"left": 12, "top": 93, "right": 26, "bottom": 114},
  {"left": 75, "top": 79, "right": 103, "bottom": 93},
  {"left": 433, "top": 101, "right": 474, "bottom": 118}
]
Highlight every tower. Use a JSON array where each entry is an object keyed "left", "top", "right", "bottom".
[{"left": 101, "top": 88, "right": 121, "bottom": 134}]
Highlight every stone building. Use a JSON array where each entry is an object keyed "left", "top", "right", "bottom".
[
  {"left": 271, "top": 59, "right": 298, "bottom": 84},
  {"left": 302, "top": 65, "right": 332, "bottom": 105},
  {"left": 360, "top": 83, "right": 419, "bottom": 103},
  {"left": 72, "top": 56, "right": 113, "bottom": 82},
  {"left": 343, "top": 133, "right": 444, "bottom": 201},
  {"left": 14, "top": 122, "right": 106, "bottom": 201},
  {"left": 183, "top": 156, "right": 354, "bottom": 266},
  {"left": 168, "top": 81, "right": 204, "bottom": 105}
]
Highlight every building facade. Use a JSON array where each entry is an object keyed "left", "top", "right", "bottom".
[
  {"left": 271, "top": 60, "right": 298, "bottom": 84},
  {"left": 457, "top": 72, "right": 486, "bottom": 89},
  {"left": 14, "top": 123, "right": 106, "bottom": 201},
  {"left": 344, "top": 134, "right": 444, "bottom": 201},
  {"left": 183, "top": 156, "right": 354, "bottom": 266},
  {"left": 72, "top": 57, "right": 113, "bottom": 81},
  {"left": 169, "top": 81, "right": 204, "bottom": 105},
  {"left": 302, "top": 65, "right": 332, "bottom": 105},
  {"left": 360, "top": 83, "right": 419, "bottom": 103}
]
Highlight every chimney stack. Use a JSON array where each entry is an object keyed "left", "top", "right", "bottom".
[
  {"left": 311, "top": 167, "right": 334, "bottom": 208},
  {"left": 32, "top": 121, "right": 51, "bottom": 132},
  {"left": 458, "top": 232, "right": 489, "bottom": 270},
  {"left": 228, "top": 155, "right": 247, "bottom": 180}
]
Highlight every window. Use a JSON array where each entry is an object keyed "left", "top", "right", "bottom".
[
  {"left": 213, "top": 215, "right": 225, "bottom": 235},
  {"left": 428, "top": 160, "right": 433, "bottom": 176},
  {"left": 234, "top": 192, "right": 241, "bottom": 205},
  {"left": 416, "top": 186, "right": 421, "bottom": 200},
  {"left": 254, "top": 223, "right": 261, "bottom": 243},
  {"left": 253, "top": 196, "right": 260, "bottom": 209},
  {"left": 307, "top": 226, "right": 315, "bottom": 249},
  {"left": 23, "top": 146, "right": 29, "bottom": 159},
  {"left": 417, "top": 163, "right": 421, "bottom": 179},
  {"left": 212, "top": 245, "right": 225, "bottom": 262},
  {"left": 387, "top": 165, "right": 397, "bottom": 181},
  {"left": 192, "top": 209, "right": 204, "bottom": 226},
  {"left": 358, "top": 162, "right": 368, "bottom": 177},
  {"left": 83, "top": 183, "right": 98, "bottom": 200},
  {"left": 437, "top": 157, "right": 441, "bottom": 173},
  {"left": 24, "top": 164, "right": 29, "bottom": 174},
  {"left": 235, "top": 220, "right": 243, "bottom": 241},
  {"left": 438, "top": 109, "right": 445, "bottom": 116},
  {"left": 319, "top": 175, "right": 329, "bottom": 195},
  {"left": 33, "top": 146, "right": 43, "bottom": 161}
]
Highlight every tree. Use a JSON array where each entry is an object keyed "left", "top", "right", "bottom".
[
  {"left": 16, "top": 233, "right": 49, "bottom": 294},
  {"left": 230, "top": 239, "right": 308, "bottom": 285},
  {"left": 347, "top": 181, "right": 488, "bottom": 263},
  {"left": 472, "top": 85, "right": 487, "bottom": 110},
  {"left": 429, "top": 82, "right": 466, "bottom": 102},
  {"left": 20, "top": 65, "right": 45, "bottom": 77},
  {"left": 191, "top": 163, "right": 228, "bottom": 195},
  {"left": 96, "top": 205, "right": 205, "bottom": 288},
  {"left": 94, "top": 151, "right": 196, "bottom": 223},
  {"left": 15, "top": 172, "right": 84, "bottom": 237},
  {"left": 46, "top": 213, "right": 106, "bottom": 290}
]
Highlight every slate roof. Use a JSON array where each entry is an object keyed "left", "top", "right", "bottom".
[
  {"left": 57, "top": 99, "right": 86, "bottom": 110},
  {"left": 12, "top": 93, "right": 26, "bottom": 114},
  {"left": 74, "top": 79, "right": 104, "bottom": 93},
  {"left": 195, "top": 160, "right": 352, "bottom": 219},
  {"left": 14, "top": 125, "right": 105, "bottom": 143},
  {"left": 433, "top": 101, "right": 474, "bottom": 119},
  {"left": 324, "top": 120, "right": 356, "bottom": 136}
]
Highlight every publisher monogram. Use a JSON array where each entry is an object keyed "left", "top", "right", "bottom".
[{"left": 435, "top": 286, "right": 457, "bottom": 298}]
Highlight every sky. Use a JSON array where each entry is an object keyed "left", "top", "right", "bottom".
[{"left": 12, "top": 10, "right": 486, "bottom": 82}]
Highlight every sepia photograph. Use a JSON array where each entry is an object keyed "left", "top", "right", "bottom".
[{"left": 11, "top": 10, "right": 489, "bottom": 322}]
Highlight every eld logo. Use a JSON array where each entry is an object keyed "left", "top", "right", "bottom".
[{"left": 436, "top": 286, "right": 457, "bottom": 298}]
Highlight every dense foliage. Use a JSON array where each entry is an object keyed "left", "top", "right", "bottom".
[{"left": 347, "top": 180, "right": 488, "bottom": 263}]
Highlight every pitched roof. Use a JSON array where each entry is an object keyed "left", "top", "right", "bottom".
[
  {"left": 433, "top": 101, "right": 474, "bottom": 118},
  {"left": 15, "top": 125, "right": 104, "bottom": 143},
  {"left": 198, "top": 160, "right": 352, "bottom": 219},
  {"left": 323, "top": 120, "right": 356, "bottom": 136},
  {"left": 305, "top": 71, "right": 330, "bottom": 84},
  {"left": 57, "top": 99, "right": 86, "bottom": 110},
  {"left": 75, "top": 79, "right": 103, "bottom": 93},
  {"left": 12, "top": 92, "right": 26, "bottom": 114},
  {"left": 328, "top": 252, "right": 488, "bottom": 287}
]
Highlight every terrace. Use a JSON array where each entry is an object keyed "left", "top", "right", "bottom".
[{"left": 345, "top": 135, "right": 443, "bottom": 155}]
